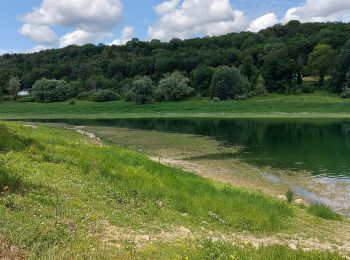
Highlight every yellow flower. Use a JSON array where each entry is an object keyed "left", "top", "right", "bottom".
[{"left": 230, "top": 255, "right": 235, "bottom": 260}]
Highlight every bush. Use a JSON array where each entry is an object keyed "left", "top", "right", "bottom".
[
  {"left": 69, "top": 100, "right": 76, "bottom": 105},
  {"left": 308, "top": 203, "right": 342, "bottom": 220},
  {"left": 89, "top": 90, "right": 120, "bottom": 102},
  {"left": 253, "top": 74, "right": 268, "bottom": 96},
  {"left": 286, "top": 190, "right": 294, "bottom": 203},
  {"left": 1, "top": 95, "right": 13, "bottom": 102},
  {"left": 32, "top": 78, "right": 72, "bottom": 102},
  {"left": 341, "top": 87, "right": 350, "bottom": 98},
  {"left": 211, "top": 66, "right": 251, "bottom": 100},
  {"left": 301, "top": 82, "right": 315, "bottom": 93},
  {"left": 17, "top": 96, "right": 35, "bottom": 103},
  {"left": 155, "top": 71, "right": 194, "bottom": 101},
  {"left": 76, "top": 91, "right": 90, "bottom": 100},
  {"left": 127, "top": 76, "right": 154, "bottom": 104}
]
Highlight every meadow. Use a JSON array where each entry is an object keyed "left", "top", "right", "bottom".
[
  {"left": 0, "top": 121, "right": 349, "bottom": 259},
  {"left": 0, "top": 92, "right": 350, "bottom": 120}
]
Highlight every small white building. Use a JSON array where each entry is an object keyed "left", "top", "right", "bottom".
[{"left": 17, "top": 89, "right": 31, "bottom": 97}]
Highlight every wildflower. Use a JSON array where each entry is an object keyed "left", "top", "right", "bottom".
[{"left": 230, "top": 255, "right": 235, "bottom": 260}]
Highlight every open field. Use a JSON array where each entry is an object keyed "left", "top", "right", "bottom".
[
  {"left": 0, "top": 121, "right": 349, "bottom": 259},
  {"left": 1, "top": 92, "right": 350, "bottom": 120}
]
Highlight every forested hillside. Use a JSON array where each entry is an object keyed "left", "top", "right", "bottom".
[{"left": 1, "top": 21, "right": 350, "bottom": 103}]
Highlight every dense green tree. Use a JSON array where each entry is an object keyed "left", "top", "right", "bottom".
[
  {"left": 253, "top": 74, "right": 268, "bottom": 96},
  {"left": 262, "top": 44, "right": 296, "bottom": 91},
  {"left": 0, "top": 21, "right": 350, "bottom": 101},
  {"left": 239, "top": 56, "right": 258, "bottom": 82},
  {"left": 191, "top": 65, "right": 214, "bottom": 93},
  {"left": 127, "top": 76, "right": 154, "bottom": 104},
  {"left": 7, "top": 77, "right": 21, "bottom": 101},
  {"left": 332, "top": 39, "right": 350, "bottom": 92},
  {"left": 155, "top": 72, "right": 194, "bottom": 101},
  {"left": 211, "top": 66, "right": 251, "bottom": 100},
  {"left": 32, "top": 78, "right": 72, "bottom": 102},
  {"left": 89, "top": 90, "right": 120, "bottom": 102},
  {"left": 307, "top": 44, "right": 336, "bottom": 86}
]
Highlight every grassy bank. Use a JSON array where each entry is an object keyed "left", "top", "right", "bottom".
[
  {"left": 0, "top": 92, "right": 350, "bottom": 120},
  {"left": 0, "top": 122, "right": 349, "bottom": 259}
]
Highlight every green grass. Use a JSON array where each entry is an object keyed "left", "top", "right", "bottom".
[
  {"left": 1, "top": 91, "right": 350, "bottom": 120},
  {"left": 308, "top": 204, "right": 342, "bottom": 221},
  {"left": 0, "top": 122, "right": 347, "bottom": 258},
  {"left": 136, "top": 241, "right": 344, "bottom": 260}
]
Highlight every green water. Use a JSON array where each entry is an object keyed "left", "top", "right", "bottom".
[{"left": 38, "top": 118, "right": 350, "bottom": 180}]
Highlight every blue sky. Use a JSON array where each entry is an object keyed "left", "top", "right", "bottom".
[{"left": 0, "top": 0, "right": 348, "bottom": 53}]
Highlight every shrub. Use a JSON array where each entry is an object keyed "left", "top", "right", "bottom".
[
  {"left": 32, "top": 78, "right": 72, "bottom": 102},
  {"left": 127, "top": 76, "right": 154, "bottom": 104},
  {"left": 69, "top": 100, "right": 76, "bottom": 105},
  {"left": 76, "top": 91, "right": 90, "bottom": 100},
  {"left": 253, "top": 74, "right": 268, "bottom": 96},
  {"left": 341, "top": 87, "right": 350, "bottom": 98},
  {"left": 286, "top": 190, "right": 294, "bottom": 203},
  {"left": 17, "top": 96, "right": 35, "bottom": 103},
  {"left": 211, "top": 66, "right": 251, "bottom": 100},
  {"left": 301, "top": 82, "right": 315, "bottom": 93},
  {"left": 308, "top": 203, "right": 342, "bottom": 220},
  {"left": 89, "top": 90, "right": 120, "bottom": 102},
  {"left": 155, "top": 71, "right": 194, "bottom": 101}
]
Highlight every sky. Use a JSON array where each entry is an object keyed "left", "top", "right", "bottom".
[{"left": 0, "top": 0, "right": 349, "bottom": 54}]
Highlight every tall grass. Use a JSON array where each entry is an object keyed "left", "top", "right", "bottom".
[
  {"left": 308, "top": 204, "right": 342, "bottom": 221},
  {"left": 0, "top": 122, "right": 344, "bottom": 259}
]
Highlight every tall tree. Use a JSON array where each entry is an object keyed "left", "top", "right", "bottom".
[
  {"left": 307, "top": 44, "right": 336, "bottom": 86},
  {"left": 7, "top": 77, "right": 21, "bottom": 101},
  {"left": 332, "top": 39, "right": 350, "bottom": 92}
]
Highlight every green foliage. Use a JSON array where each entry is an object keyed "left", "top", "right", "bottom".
[
  {"left": 32, "top": 78, "right": 72, "bottom": 103},
  {"left": 286, "top": 190, "right": 294, "bottom": 203},
  {"left": 88, "top": 90, "right": 120, "bottom": 102},
  {"left": 308, "top": 204, "right": 342, "bottom": 221},
  {"left": 155, "top": 71, "right": 194, "bottom": 101},
  {"left": 307, "top": 44, "right": 336, "bottom": 86},
  {"left": 253, "top": 74, "right": 268, "bottom": 96},
  {"left": 341, "top": 88, "right": 350, "bottom": 99},
  {"left": 7, "top": 77, "right": 21, "bottom": 101},
  {"left": 332, "top": 39, "right": 350, "bottom": 92},
  {"left": 127, "top": 76, "right": 154, "bottom": 104},
  {"left": 1, "top": 22, "right": 349, "bottom": 101},
  {"left": 191, "top": 64, "right": 214, "bottom": 94},
  {"left": 262, "top": 43, "right": 296, "bottom": 91},
  {"left": 211, "top": 66, "right": 251, "bottom": 100}
]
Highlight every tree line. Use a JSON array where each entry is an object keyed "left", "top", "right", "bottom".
[{"left": 1, "top": 20, "right": 350, "bottom": 103}]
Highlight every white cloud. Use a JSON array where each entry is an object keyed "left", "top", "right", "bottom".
[
  {"left": 110, "top": 26, "right": 134, "bottom": 45},
  {"left": 59, "top": 30, "right": 112, "bottom": 47},
  {"left": 154, "top": 0, "right": 180, "bottom": 15},
  {"left": 247, "top": 13, "right": 278, "bottom": 32},
  {"left": 19, "top": 24, "right": 57, "bottom": 44},
  {"left": 148, "top": 0, "right": 248, "bottom": 41},
  {"left": 28, "top": 45, "right": 49, "bottom": 53},
  {"left": 283, "top": 0, "right": 350, "bottom": 23},
  {"left": 20, "top": 0, "right": 123, "bottom": 46}
]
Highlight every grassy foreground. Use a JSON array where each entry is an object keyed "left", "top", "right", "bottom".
[
  {"left": 0, "top": 92, "right": 350, "bottom": 120},
  {"left": 0, "top": 122, "right": 348, "bottom": 259}
]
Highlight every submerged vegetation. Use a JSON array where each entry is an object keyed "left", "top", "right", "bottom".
[{"left": 0, "top": 121, "right": 348, "bottom": 258}]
